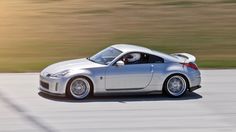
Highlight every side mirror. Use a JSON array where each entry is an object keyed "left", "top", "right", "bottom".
[{"left": 116, "top": 60, "right": 125, "bottom": 67}]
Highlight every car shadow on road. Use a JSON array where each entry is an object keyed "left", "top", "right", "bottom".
[{"left": 38, "top": 91, "right": 202, "bottom": 103}]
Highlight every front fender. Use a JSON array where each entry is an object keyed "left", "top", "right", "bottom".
[
  {"left": 64, "top": 69, "right": 95, "bottom": 91},
  {"left": 68, "top": 69, "right": 93, "bottom": 78},
  {"left": 64, "top": 68, "right": 106, "bottom": 94}
]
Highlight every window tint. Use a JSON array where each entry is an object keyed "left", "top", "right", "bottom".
[
  {"left": 122, "top": 53, "right": 144, "bottom": 65},
  {"left": 148, "top": 55, "right": 164, "bottom": 63},
  {"left": 117, "top": 53, "right": 164, "bottom": 65}
]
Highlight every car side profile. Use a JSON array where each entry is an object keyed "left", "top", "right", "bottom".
[{"left": 39, "top": 44, "right": 201, "bottom": 99}]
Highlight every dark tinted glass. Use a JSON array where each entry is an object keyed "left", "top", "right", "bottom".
[
  {"left": 119, "top": 53, "right": 164, "bottom": 65},
  {"left": 148, "top": 55, "right": 164, "bottom": 63}
]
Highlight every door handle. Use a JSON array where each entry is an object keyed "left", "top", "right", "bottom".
[{"left": 150, "top": 65, "right": 154, "bottom": 73}]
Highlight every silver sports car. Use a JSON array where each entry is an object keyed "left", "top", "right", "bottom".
[{"left": 39, "top": 44, "right": 201, "bottom": 99}]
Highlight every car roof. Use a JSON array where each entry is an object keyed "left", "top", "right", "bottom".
[
  {"left": 111, "top": 44, "right": 153, "bottom": 54},
  {"left": 111, "top": 44, "right": 180, "bottom": 62}
]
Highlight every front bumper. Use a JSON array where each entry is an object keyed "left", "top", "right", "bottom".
[
  {"left": 39, "top": 87, "right": 66, "bottom": 97},
  {"left": 39, "top": 75, "right": 68, "bottom": 96}
]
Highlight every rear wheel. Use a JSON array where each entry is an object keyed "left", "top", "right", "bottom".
[
  {"left": 164, "top": 75, "right": 187, "bottom": 97},
  {"left": 67, "top": 77, "right": 91, "bottom": 99}
]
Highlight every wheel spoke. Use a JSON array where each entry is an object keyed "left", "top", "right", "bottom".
[
  {"left": 167, "top": 76, "right": 186, "bottom": 97},
  {"left": 70, "top": 78, "right": 90, "bottom": 99}
]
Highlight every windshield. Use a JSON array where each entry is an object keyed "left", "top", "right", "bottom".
[{"left": 88, "top": 47, "right": 122, "bottom": 65}]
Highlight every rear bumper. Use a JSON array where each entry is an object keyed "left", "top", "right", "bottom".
[{"left": 189, "top": 85, "right": 201, "bottom": 92}]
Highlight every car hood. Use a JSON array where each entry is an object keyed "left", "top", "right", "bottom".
[{"left": 41, "top": 58, "right": 104, "bottom": 75}]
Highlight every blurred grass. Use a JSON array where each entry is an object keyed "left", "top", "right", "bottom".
[{"left": 0, "top": 0, "right": 236, "bottom": 72}]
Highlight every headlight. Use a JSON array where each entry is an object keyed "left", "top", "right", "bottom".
[{"left": 50, "top": 70, "right": 70, "bottom": 78}]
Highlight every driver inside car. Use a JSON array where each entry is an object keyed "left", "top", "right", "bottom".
[{"left": 122, "top": 53, "right": 141, "bottom": 64}]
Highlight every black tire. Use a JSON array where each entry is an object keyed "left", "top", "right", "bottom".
[
  {"left": 163, "top": 74, "right": 188, "bottom": 97},
  {"left": 66, "top": 76, "right": 93, "bottom": 99}
]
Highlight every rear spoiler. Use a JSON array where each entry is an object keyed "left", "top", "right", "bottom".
[{"left": 171, "top": 53, "right": 196, "bottom": 63}]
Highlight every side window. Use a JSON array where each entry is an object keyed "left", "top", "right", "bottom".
[
  {"left": 121, "top": 53, "right": 149, "bottom": 65},
  {"left": 118, "top": 53, "right": 164, "bottom": 65},
  {"left": 148, "top": 55, "right": 164, "bottom": 63},
  {"left": 122, "top": 53, "right": 141, "bottom": 65}
]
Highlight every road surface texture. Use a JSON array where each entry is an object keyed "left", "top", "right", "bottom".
[{"left": 0, "top": 70, "right": 235, "bottom": 132}]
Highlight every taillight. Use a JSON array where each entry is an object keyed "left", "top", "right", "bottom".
[{"left": 181, "top": 62, "right": 198, "bottom": 70}]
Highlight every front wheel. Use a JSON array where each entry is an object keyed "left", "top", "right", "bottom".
[
  {"left": 163, "top": 75, "right": 187, "bottom": 97},
  {"left": 67, "top": 77, "right": 91, "bottom": 99}
]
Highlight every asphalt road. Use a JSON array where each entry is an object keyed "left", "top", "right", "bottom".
[{"left": 0, "top": 70, "right": 235, "bottom": 132}]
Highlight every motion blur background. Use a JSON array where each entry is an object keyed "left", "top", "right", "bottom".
[{"left": 0, "top": 0, "right": 236, "bottom": 72}]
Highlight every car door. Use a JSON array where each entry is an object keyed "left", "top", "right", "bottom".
[{"left": 105, "top": 52, "right": 154, "bottom": 90}]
